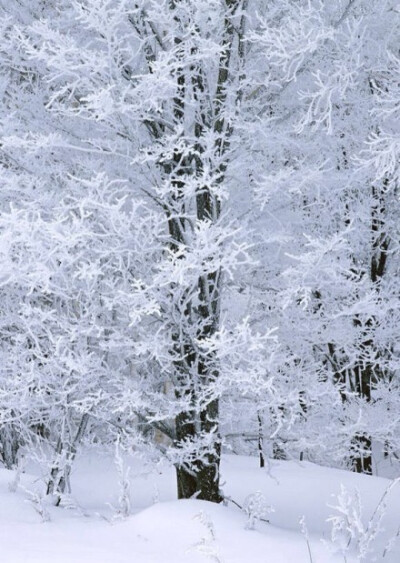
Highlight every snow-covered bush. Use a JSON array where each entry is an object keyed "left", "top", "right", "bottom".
[{"left": 243, "top": 491, "right": 273, "bottom": 530}]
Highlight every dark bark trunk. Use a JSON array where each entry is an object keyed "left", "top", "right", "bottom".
[
  {"left": 46, "top": 414, "right": 89, "bottom": 503},
  {"left": 197, "top": 398, "right": 221, "bottom": 502},
  {"left": 176, "top": 465, "right": 197, "bottom": 499},
  {"left": 351, "top": 361, "right": 372, "bottom": 474},
  {"left": 157, "top": 0, "right": 244, "bottom": 503},
  {"left": 257, "top": 412, "right": 265, "bottom": 468},
  {"left": 0, "top": 423, "right": 20, "bottom": 469},
  {"left": 351, "top": 186, "right": 389, "bottom": 475},
  {"left": 175, "top": 399, "right": 222, "bottom": 502},
  {"left": 352, "top": 435, "right": 372, "bottom": 474}
]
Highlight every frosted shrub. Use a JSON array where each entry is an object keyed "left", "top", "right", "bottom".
[
  {"left": 328, "top": 479, "right": 400, "bottom": 561},
  {"left": 8, "top": 454, "right": 25, "bottom": 493},
  {"left": 111, "top": 442, "right": 131, "bottom": 520},
  {"left": 23, "top": 488, "right": 51, "bottom": 523},
  {"left": 299, "top": 516, "right": 314, "bottom": 563},
  {"left": 243, "top": 491, "right": 273, "bottom": 530},
  {"left": 191, "top": 511, "right": 223, "bottom": 563}
]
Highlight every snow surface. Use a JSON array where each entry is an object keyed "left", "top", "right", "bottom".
[{"left": 0, "top": 454, "right": 399, "bottom": 562}]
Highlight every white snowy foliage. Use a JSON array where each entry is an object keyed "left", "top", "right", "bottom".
[{"left": 0, "top": 0, "right": 398, "bottom": 500}]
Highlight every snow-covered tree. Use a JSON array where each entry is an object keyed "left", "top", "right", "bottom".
[
  {"left": 0, "top": 0, "right": 398, "bottom": 505},
  {"left": 0, "top": 0, "right": 280, "bottom": 501},
  {"left": 250, "top": 0, "right": 400, "bottom": 473}
]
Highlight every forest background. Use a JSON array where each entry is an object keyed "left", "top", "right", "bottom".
[{"left": 0, "top": 0, "right": 399, "bottom": 507}]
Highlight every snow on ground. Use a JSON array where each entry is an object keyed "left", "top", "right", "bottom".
[{"left": 0, "top": 454, "right": 399, "bottom": 562}]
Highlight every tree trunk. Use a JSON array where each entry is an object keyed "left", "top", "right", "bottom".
[
  {"left": 257, "top": 412, "right": 265, "bottom": 468},
  {"left": 0, "top": 423, "right": 20, "bottom": 469},
  {"left": 46, "top": 413, "right": 89, "bottom": 503},
  {"left": 175, "top": 399, "right": 222, "bottom": 502},
  {"left": 351, "top": 186, "right": 389, "bottom": 475},
  {"left": 157, "top": 0, "right": 245, "bottom": 503},
  {"left": 352, "top": 362, "right": 372, "bottom": 474}
]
